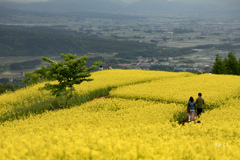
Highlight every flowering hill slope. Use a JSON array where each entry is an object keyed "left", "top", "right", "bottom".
[
  {"left": 0, "top": 70, "right": 240, "bottom": 159},
  {"left": 0, "top": 70, "right": 190, "bottom": 122}
]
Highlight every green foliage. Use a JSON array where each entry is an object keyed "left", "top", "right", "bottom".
[
  {"left": 0, "top": 86, "right": 6, "bottom": 95},
  {"left": 51, "top": 99, "right": 60, "bottom": 108},
  {"left": 226, "top": 52, "right": 238, "bottom": 75},
  {"left": 238, "top": 59, "right": 240, "bottom": 75},
  {"left": 0, "top": 83, "right": 22, "bottom": 94},
  {"left": 23, "top": 65, "right": 52, "bottom": 85},
  {"left": 222, "top": 57, "right": 228, "bottom": 74},
  {"left": 172, "top": 111, "right": 187, "bottom": 123},
  {"left": 23, "top": 72, "right": 41, "bottom": 85},
  {"left": 211, "top": 54, "right": 224, "bottom": 74},
  {"left": 24, "top": 53, "right": 102, "bottom": 107},
  {"left": 212, "top": 52, "right": 240, "bottom": 75}
]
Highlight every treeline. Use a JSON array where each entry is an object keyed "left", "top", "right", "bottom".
[
  {"left": 0, "top": 25, "right": 158, "bottom": 57},
  {"left": 0, "top": 83, "right": 22, "bottom": 95},
  {"left": 0, "top": 77, "right": 25, "bottom": 85},
  {"left": 10, "top": 59, "right": 41, "bottom": 70},
  {"left": 193, "top": 44, "right": 240, "bottom": 52},
  {"left": 150, "top": 65, "right": 174, "bottom": 71},
  {"left": 116, "top": 47, "right": 197, "bottom": 59},
  {"left": 0, "top": 25, "right": 198, "bottom": 58},
  {"left": 212, "top": 52, "right": 240, "bottom": 75}
]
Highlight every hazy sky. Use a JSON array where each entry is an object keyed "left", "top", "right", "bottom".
[{"left": 1, "top": 0, "right": 240, "bottom": 7}]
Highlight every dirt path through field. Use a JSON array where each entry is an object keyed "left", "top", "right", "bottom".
[
  {"left": 87, "top": 95, "right": 111, "bottom": 102},
  {"left": 86, "top": 95, "right": 201, "bottom": 125},
  {"left": 180, "top": 112, "right": 200, "bottom": 125}
]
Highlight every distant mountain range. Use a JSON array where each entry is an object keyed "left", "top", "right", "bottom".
[
  {"left": 0, "top": 0, "right": 238, "bottom": 14},
  {"left": 0, "top": 0, "right": 122, "bottom": 13}
]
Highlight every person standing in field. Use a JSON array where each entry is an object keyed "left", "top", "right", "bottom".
[
  {"left": 108, "top": 65, "right": 112, "bottom": 70},
  {"left": 196, "top": 93, "right": 204, "bottom": 117},
  {"left": 99, "top": 66, "right": 103, "bottom": 71},
  {"left": 187, "top": 97, "right": 196, "bottom": 122}
]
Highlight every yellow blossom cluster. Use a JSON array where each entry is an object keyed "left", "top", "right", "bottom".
[
  {"left": 110, "top": 74, "right": 240, "bottom": 109},
  {"left": 0, "top": 97, "right": 239, "bottom": 159}
]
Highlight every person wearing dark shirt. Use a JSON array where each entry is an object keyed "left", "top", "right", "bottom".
[{"left": 196, "top": 93, "right": 204, "bottom": 117}]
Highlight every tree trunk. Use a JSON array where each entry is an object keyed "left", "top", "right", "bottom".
[{"left": 64, "top": 93, "right": 73, "bottom": 107}]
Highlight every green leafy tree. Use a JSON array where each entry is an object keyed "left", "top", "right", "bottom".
[
  {"left": 212, "top": 52, "right": 239, "bottom": 75},
  {"left": 238, "top": 59, "right": 240, "bottom": 75},
  {"left": 226, "top": 52, "right": 238, "bottom": 75},
  {"left": 222, "top": 57, "right": 228, "bottom": 74},
  {"left": 23, "top": 72, "right": 41, "bottom": 85},
  {"left": 24, "top": 53, "right": 101, "bottom": 107},
  {"left": 23, "top": 66, "right": 50, "bottom": 85},
  {"left": 212, "top": 54, "right": 224, "bottom": 74}
]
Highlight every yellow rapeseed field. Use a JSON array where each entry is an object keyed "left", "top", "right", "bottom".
[
  {"left": 0, "top": 98, "right": 239, "bottom": 159},
  {"left": 73, "top": 69, "right": 192, "bottom": 97},
  {"left": 110, "top": 74, "right": 240, "bottom": 109},
  {"left": 0, "top": 70, "right": 239, "bottom": 159},
  {"left": 0, "top": 70, "right": 191, "bottom": 122}
]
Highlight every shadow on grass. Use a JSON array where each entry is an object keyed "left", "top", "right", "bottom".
[
  {"left": 0, "top": 88, "right": 111, "bottom": 123},
  {"left": 173, "top": 104, "right": 225, "bottom": 125}
]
